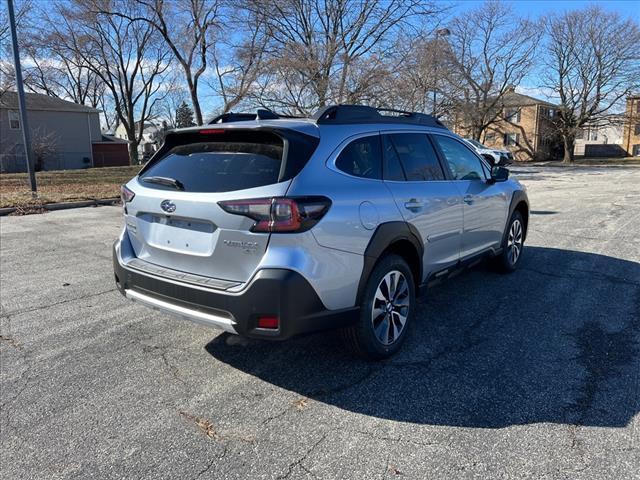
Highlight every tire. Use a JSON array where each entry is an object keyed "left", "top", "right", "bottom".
[
  {"left": 494, "top": 210, "right": 525, "bottom": 273},
  {"left": 342, "top": 254, "right": 416, "bottom": 360}
]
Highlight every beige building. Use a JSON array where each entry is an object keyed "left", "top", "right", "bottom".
[
  {"left": 452, "top": 89, "right": 561, "bottom": 162},
  {"left": 114, "top": 120, "right": 162, "bottom": 160},
  {"left": 622, "top": 95, "right": 640, "bottom": 156},
  {"left": 574, "top": 115, "right": 626, "bottom": 157}
]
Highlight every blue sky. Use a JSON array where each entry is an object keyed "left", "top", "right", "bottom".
[
  {"left": 451, "top": 0, "right": 640, "bottom": 18},
  {"left": 448, "top": 0, "right": 640, "bottom": 104}
]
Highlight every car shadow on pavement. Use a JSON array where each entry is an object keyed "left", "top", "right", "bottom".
[{"left": 205, "top": 247, "right": 640, "bottom": 428}]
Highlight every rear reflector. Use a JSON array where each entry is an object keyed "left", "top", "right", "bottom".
[
  {"left": 257, "top": 316, "right": 279, "bottom": 329},
  {"left": 218, "top": 197, "right": 331, "bottom": 233}
]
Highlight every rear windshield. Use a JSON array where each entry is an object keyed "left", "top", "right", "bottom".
[{"left": 139, "top": 131, "right": 285, "bottom": 193}]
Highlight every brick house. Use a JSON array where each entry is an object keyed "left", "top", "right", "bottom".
[
  {"left": 622, "top": 95, "right": 640, "bottom": 156},
  {"left": 451, "top": 88, "right": 561, "bottom": 162}
]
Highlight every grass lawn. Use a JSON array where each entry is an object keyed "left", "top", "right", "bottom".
[{"left": 1, "top": 166, "right": 141, "bottom": 212}]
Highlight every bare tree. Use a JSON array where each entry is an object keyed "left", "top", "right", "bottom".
[
  {"left": 207, "top": 6, "right": 268, "bottom": 115},
  {"left": 0, "top": 0, "right": 32, "bottom": 97},
  {"left": 246, "top": 0, "right": 443, "bottom": 114},
  {"left": 155, "top": 82, "right": 189, "bottom": 128},
  {"left": 541, "top": 6, "right": 640, "bottom": 163},
  {"left": 445, "top": 0, "right": 539, "bottom": 140},
  {"left": 31, "top": 127, "right": 60, "bottom": 171},
  {"left": 385, "top": 32, "right": 458, "bottom": 116},
  {"left": 102, "top": 0, "right": 222, "bottom": 125},
  {"left": 22, "top": 36, "right": 104, "bottom": 108},
  {"left": 48, "top": 0, "right": 170, "bottom": 164}
]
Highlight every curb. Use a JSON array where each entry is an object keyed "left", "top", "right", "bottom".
[
  {"left": 0, "top": 198, "right": 120, "bottom": 216},
  {"left": 524, "top": 162, "right": 640, "bottom": 168}
]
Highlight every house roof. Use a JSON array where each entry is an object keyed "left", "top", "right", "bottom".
[
  {"left": 500, "top": 90, "right": 557, "bottom": 108},
  {"left": 99, "top": 134, "right": 129, "bottom": 143},
  {"left": 0, "top": 91, "right": 101, "bottom": 113}
]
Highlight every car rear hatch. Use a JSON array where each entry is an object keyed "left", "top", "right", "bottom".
[{"left": 122, "top": 126, "right": 319, "bottom": 287}]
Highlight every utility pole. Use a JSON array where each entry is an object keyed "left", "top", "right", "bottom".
[
  {"left": 7, "top": 0, "right": 37, "bottom": 195},
  {"left": 432, "top": 28, "right": 450, "bottom": 116}
]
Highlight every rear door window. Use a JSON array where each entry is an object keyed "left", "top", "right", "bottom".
[
  {"left": 335, "top": 135, "right": 382, "bottom": 180},
  {"left": 139, "top": 131, "right": 286, "bottom": 192},
  {"left": 384, "top": 133, "right": 445, "bottom": 181}
]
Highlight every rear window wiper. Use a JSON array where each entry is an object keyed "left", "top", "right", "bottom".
[{"left": 142, "top": 176, "right": 185, "bottom": 191}]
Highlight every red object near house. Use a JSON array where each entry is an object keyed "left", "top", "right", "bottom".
[{"left": 92, "top": 135, "right": 130, "bottom": 167}]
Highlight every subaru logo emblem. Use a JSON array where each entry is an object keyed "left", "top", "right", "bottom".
[{"left": 160, "top": 200, "right": 176, "bottom": 213}]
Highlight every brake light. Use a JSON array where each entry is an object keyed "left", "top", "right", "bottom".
[
  {"left": 121, "top": 184, "right": 135, "bottom": 203},
  {"left": 199, "top": 129, "right": 225, "bottom": 135},
  {"left": 218, "top": 197, "right": 331, "bottom": 233}
]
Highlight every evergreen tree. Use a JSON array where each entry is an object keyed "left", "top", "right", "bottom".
[{"left": 175, "top": 101, "right": 195, "bottom": 128}]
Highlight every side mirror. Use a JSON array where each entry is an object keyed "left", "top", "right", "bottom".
[
  {"left": 490, "top": 165, "right": 509, "bottom": 183},
  {"left": 482, "top": 153, "right": 496, "bottom": 166}
]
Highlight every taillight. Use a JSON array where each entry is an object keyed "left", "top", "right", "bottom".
[
  {"left": 121, "top": 184, "right": 135, "bottom": 203},
  {"left": 218, "top": 197, "right": 331, "bottom": 233}
]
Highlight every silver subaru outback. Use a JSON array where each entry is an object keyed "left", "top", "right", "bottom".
[{"left": 114, "top": 105, "right": 529, "bottom": 359}]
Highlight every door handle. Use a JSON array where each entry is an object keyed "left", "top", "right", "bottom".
[
  {"left": 463, "top": 195, "right": 474, "bottom": 205},
  {"left": 404, "top": 199, "right": 423, "bottom": 211}
]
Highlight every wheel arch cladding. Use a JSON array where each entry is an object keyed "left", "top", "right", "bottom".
[
  {"left": 514, "top": 201, "right": 529, "bottom": 240},
  {"left": 356, "top": 222, "right": 423, "bottom": 304},
  {"left": 498, "top": 190, "right": 529, "bottom": 248}
]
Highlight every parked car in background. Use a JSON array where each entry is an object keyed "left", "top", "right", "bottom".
[
  {"left": 464, "top": 138, "right": 514, "bottom": 166},
  {"left": 114, "top": 105, "right": 529, "bottom": 359}
]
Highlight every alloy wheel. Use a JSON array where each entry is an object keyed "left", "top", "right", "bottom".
[
  {"left": 507, "top": 218, "right": 523, "bottom": 265},
  {"left": 371, "top": 270, "right": 410, "bottom": 346}
]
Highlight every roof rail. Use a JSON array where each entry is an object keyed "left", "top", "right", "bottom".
[
  {"left": 208, "top": 109, "right": 302, "bottom": 124},
  {"left": 312, "top": 104, "right": 447, "bottom": 128}
]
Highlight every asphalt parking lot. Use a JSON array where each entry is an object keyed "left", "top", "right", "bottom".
[{"left": 1, "top": 165, "right": 639, "bottom": 479}]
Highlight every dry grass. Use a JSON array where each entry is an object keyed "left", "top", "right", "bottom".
[{"left": 0, "top": 166, "right": 141, "bottom": 210}]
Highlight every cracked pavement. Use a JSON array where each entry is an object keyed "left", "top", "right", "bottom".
[{"left": 1, "top": 165, "right": 639, "bottom": 479}]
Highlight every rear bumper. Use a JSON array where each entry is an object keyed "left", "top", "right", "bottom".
[{"left": 113, "top": 241, "right": 358, "bottom": 340}]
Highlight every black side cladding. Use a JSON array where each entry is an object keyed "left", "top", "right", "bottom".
[{"left": 355, "top": 222, "right": 424, "bottom": 304}]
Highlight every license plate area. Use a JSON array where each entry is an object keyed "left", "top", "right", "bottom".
[{"left": 137, "top": 213, "right": 216, "bottom": 255}]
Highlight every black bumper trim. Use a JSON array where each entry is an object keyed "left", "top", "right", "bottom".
[{"left": 114, "top": 244, "right": 358, "bottom": 340}]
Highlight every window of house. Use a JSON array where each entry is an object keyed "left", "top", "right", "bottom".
[
  {"left": 484, "top": 132, "right": 496, "bottom": 142},
  {"left": 8, "top": 110, "right": 20, "bottom": 130},
  {"left": 383, "top": 133, "right": 444, "bottom": 181},
  {"left": 634, "top": 124, "right": 640, "bottom": 135},
  {"left": 335, "top": 135, "right": 382, "bottom": 179},
  {"left": 432, "top": 135, "right": 486, "bottom": 181},
  {"left": 504, "top": 108, "right": 521, "bottom": 123},
  {"left": 504, "top": 133, "right": 519, "bottom": 146},
  {"left": 575, "top": 129, "right": 584, "bottom": 140},
  {"left": 589, "top": 130, "right": 598, "bottom": 141},
  {"left": 633, "top": 144, "right": 640, "bottom": 156},
  {"left": 548, "top": 108, "right": 556, "bottom": 118}
]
